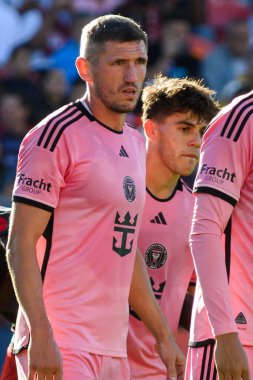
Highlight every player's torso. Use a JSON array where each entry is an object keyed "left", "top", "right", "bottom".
[
  {"left": 128, "top": 180, "right": 194, "bottom": 378},
  {"left": 137, "top": 180, "right": 194, "bottom": 331},
  {"left": 13, "top": 101, "right": 146, "bottom": 355}
]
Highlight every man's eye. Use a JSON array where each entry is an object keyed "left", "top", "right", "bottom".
[
  {"left": 114, "top": 60, "right": 124, "bottom": 65},
  {"left": 182, "top": 127, "right": 190, "bottom": 133},
  {"left": 136, "top": 58, "right": 147, "bottom": 65}
]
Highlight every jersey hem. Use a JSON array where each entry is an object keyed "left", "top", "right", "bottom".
[
  {"left": 13, "top": 343, "right": 127, "bottom": 358},
  {"left": 58, "top": 343, "right": 127, "bottom": 358}
]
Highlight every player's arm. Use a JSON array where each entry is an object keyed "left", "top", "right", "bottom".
[
  {"left": 191, "top": 193, "right": 250, "bottom": 380},
  {"left": 129, "top": 248, "right": 185, "bottom": 380},
  {"left": 7, "top": 202, "right": 63, "bottom": 380}
]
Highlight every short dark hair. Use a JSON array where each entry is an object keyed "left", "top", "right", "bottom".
[
  {"left": 80, "top": 14, "right": 148, "bottom": 63},
  {"left": 142, "top": 75, "right": 220, "bottom": 124}
]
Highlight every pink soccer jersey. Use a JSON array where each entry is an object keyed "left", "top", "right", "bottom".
[
  {"left": 189, "top": 90, "right": 253, "bottom": 347},
  {"left": 127, "top": 179, "right": 195, "bottom": 379},
  {"left": 12, "top": 100, "right": 146, "bottom": 357}
]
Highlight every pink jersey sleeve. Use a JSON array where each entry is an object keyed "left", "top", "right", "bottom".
[
  {"left": 190, "top": 193, "right": 237, "bottom": 336},
  {"left": 13, "top": 120, "right": 71, "bottom": 211},
  {"left": 194, "top": 95, "right": 253, "bottom": 205}
]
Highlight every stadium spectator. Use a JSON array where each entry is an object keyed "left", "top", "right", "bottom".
[
  {"left": 0, "top": 92, "right": 31, "bottom": 202},
  {"left": 0, "top": 0, "right": 43, "bottom": 67},
  {"left": 200, "top": 18, "right": 251, "bottom": 99},
  {"left": 147, "top": 18, "right": 201, "bottom": 81},
  {"left": 34, "top": 68, "right": 70, "bottom": 121}
]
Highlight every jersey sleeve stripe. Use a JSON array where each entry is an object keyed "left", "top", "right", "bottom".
[
  {"left": 43, "top": 108, "right": 80, "bottom": 149},
  {"left": 200, "top": 345, "right": 208, "bottom": 380},
  {"left": 193, "top": 186, "right": 237, "bottom": 206},
  {"left": 50, "top": 112, "right": 84, "bottom": 152},
  {"left": 225, "top": 101, "right": 253, "bottom": 140},
  {"left": 220, "top": 93, "right": 253, "bottom": 140},
  {"left": 13, "top": 196, "right": 54, "bottom": 212},
  {"left": 234, "top": 108, "right": 253, "bottom": 141},
  {"left": 206, "top": 340, "right": 215, "bottom": 380},
  {"left": 37, "top": 104, "right": 75, "bottom": 146}
]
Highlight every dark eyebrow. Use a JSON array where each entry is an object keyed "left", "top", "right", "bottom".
[{"left": 175, "top": 120, "right": 194, "bottom": 126}]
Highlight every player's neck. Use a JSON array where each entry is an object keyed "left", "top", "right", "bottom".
[
  {"left": 146, "top": 158, "right": 180, "bottom": 199},
  {"left": 82, "top": 93, "right": 125, "bottom": 132}
]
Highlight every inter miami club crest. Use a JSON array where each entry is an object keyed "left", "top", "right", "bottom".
[
  {"left": 123, "top": 176, "right": 136, "bottom": 202},
  {"left": 145, "top": 243, "right": 167, "bottom": 269}
]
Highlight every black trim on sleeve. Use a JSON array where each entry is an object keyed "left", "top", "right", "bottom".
[
  {"left": 189, "top": 338, "right": 215, "bottom": 348},
  {"left": 194, "top": 187, "right": 237, "bottom": 207},
  {"left": 13, "top": 196, "right": 54, "bottom": 213}
]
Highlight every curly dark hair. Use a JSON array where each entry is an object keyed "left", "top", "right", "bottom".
[{"left": 142, "top": 75, "right": 220, "bottom": 124}]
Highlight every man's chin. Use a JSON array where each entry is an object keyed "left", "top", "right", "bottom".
[
  {"left": 181, "top": 168, "right": 195, "bottom": 177},
  {"left": 115, "top": 98, "right": 139, "bottom": 113}
]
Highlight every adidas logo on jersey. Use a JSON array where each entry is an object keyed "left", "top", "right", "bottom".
[
  {"left": 235, "top": 312, "right": 247, "bottom": 324},
  {"left": 119, "top": 145, "right": 129, "bottom": 157},
  {"left": 150, "top": 212, "right": 167, "bottom": 225}
]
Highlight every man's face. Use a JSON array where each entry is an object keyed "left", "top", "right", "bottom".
[
  {"left": 155, "top": 112, "right": 206, "bottom": 177},
  {"left": 88, "top": 40, "right": 148, "bottom": 113}
]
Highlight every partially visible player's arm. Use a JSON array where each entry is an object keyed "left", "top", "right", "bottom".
[
  {"left": 191, "top": 193, "right": 250, "bottom": 380},
  {"left": 7, "top": 202, "right": 63, "bottom": 380},
  {"left": 129, "top": 248, "right": 185, "bottom": 380}
]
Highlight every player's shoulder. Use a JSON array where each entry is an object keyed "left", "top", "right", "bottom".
[
  {"left": 23, "top": 101, "right": 89, "bottom": 150},
  {"left": 124, "top": 122, "right": 145, "bottom": 143},
  {"left": 205, "top": 90, "right": 253, "bottom": 143}
]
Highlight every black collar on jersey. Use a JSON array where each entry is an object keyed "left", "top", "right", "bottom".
[
  {"left": 146, "top": 178, "right": 184, "bottom": 202},
  {"left": 74, "top": 100, "right": 123, "bottom": 134}
]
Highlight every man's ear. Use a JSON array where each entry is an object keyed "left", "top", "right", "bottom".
[
  {"left": 75, "top": 57, "right": 92, "bottom": 82},
  {"left": 143, "top": 119, "right": 158, "bottom": 140}
]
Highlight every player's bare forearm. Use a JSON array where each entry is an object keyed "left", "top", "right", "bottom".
[
  {"left": 7, "top": 203, "right": 63, "bottom": 379},
  {"left": 7, "top": 203, "right": 51, "bottom": 330},
  {"left": 129, "top": 249, "right": 185, "bottom": 379}
]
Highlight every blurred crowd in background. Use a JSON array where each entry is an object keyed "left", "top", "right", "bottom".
[{"left": 1, "top": 0, "right": 253, "bottom": 206}]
